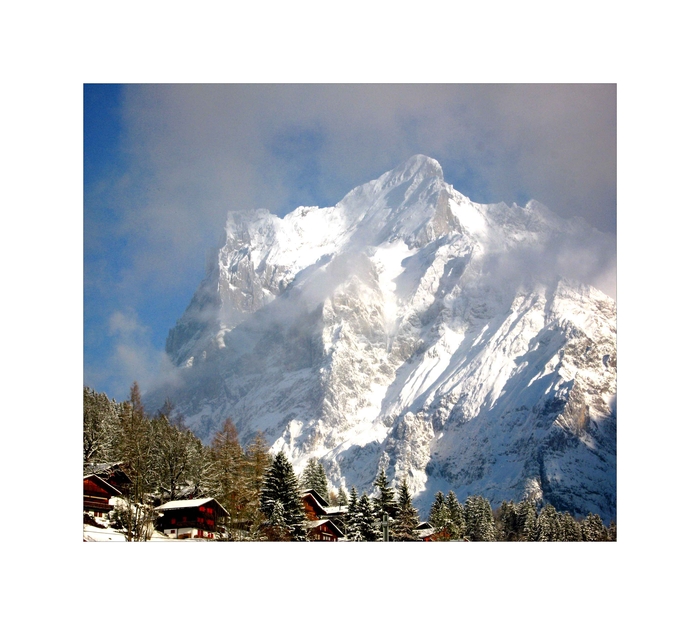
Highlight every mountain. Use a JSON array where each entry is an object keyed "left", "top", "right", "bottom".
[{"left": 150, "top": 155, "right": 616, "bottom": 522}]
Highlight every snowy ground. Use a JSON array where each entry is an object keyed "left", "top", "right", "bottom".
[{"left": 83, "top": 523, "right": 171, "bottom": 542}]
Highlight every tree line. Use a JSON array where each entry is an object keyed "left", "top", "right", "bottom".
[{"left": 84, "top": 383, "right": 615, "bottom": 541}]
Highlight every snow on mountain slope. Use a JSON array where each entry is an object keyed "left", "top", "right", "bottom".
[{"left": 151, "top": 155, "right": 616, "bottom": 522}]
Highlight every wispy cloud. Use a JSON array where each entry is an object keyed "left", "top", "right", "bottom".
[{"left": 85, "top": 84, "right": 616, "bottom": 399}]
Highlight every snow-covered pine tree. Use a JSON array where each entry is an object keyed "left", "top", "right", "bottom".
[
  {"left": 429, "top": 491, "right": 446, "bottom": 522},
  {"left": 463, "top": 495, "right": 496, "bottom": 541},
  {"left": 345, "top": 487, "right": 363, "bottom": 541},
  {"left": 535, "top": 504, "right": 563, "bottom": 541},
  {"left": 428, "top": 491, "right": 451, "bottom": 540},
  {"left": 83, "top": 387, "right": 120, "bottom": 465},
  {"left": 445, "top": 491, "right": 465, "bottom": 539},
  {"left": 260, "top": 451, "right": 307, "bottom": 541},
  {"left": 300, "top": 457, "right": 329, "bottom": 500},
  {"left": 581, "top": 512, "right": 608, "bottom": 541},
  {"left": 495, "top": 500, "right": 518, "bottom": 541},
  {"left": 372, "top": 468, "right": 396, "bottom": 513},
  {"left": 519, "top": 499, "right": 538, "bottom": 542},
  {"left": 560, "top": 511, "right": 583, "bottom": 541},
  {"left": 393, "top": 478, "right": 420, "bottom": 541},
  {"left": 266, "top": 500, "right": 291, "bottom": 541},
  {"left": 357, "top": 493, "right": 381, "bottom": 541}
]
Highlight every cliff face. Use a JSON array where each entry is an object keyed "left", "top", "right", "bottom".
[{"left": 153, "top": 155, "right": 616, "bottom": 521}]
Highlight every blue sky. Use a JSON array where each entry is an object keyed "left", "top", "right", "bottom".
[{"left": 84, "top": 84, "right": 616, "bottom": 401}]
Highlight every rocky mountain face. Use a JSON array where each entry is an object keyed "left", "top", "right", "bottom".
[{"left": 152, "top": 155, "right": 616, "bottom": 522}]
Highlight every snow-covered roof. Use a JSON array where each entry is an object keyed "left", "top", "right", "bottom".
[
  {"left": 306, "top": 518, "right": 344, "bottom": 536},
  {"left": 154, "top": 497, "right": 230, "bottom": 517},
  {"left": 323, "top": 505, "right": 346, "bottom": 515}
]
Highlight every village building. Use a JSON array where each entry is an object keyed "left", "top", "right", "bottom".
[
  {"left": 307, "top": 518, "right": 345, "bottom": 541},
  {"left": 83, "top": 474, "right": 122, "bottom": 520},
  {"left": 301, "top": 489, "right": 347, "bottom": 527},
  {"left": 83, "top": 461, "right": 132, "bottom": 493},
  {"left": 153, "top": 497, "right": 230, "bottom": 540},
  {"left": 300, "top": 489, "right": 346, "bottom": 540}
]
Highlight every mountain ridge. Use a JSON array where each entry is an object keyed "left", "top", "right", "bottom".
[{"left": 150, "top": 155, "right": 616, "bottom": 522}]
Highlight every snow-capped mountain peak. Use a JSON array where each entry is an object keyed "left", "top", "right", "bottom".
[{"left": 154, "top": 155, "right": 616, "bottom": 522}]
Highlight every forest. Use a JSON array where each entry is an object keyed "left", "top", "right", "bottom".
[{"left": 83, "top": 383, "right": 616, "bottom": 542}]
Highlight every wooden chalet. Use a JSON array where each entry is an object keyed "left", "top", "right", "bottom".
[
  {"left": 154, "top": 498, "right": 230, "bottom": 540},
  {"left": 307, "top": 518, "right": 344, "bottom": 542},
  {"left": 301, "top": 489, "right": 347, "bottom": 531},
  {"left": 83, "top": 462, "right": 132, "bottom": 493},
  {"left": 84, "top": 474, "right": 122, "bottom": 519}
]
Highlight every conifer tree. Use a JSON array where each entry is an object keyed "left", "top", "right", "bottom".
[
  {"left": 495, "top": 500, "right": 518, "bottom": 541},
  {"left": 372, "top": 467, "right": 397, "bottom": 520},
  {"left": 337, "top": 486, "right": 349, "bottom": 507},
  {"left": 185, "top": 435, "right": 214, "bottom": 499},
  {"left": 581, "top": 512, "right": 608, "bottom": 541},
  {"left": 535, "top": 504, "right": 563, "bottom": 541},
  {"left": 446, "top": 491, "right": 465, "bottom": 539},
  {"left": 117, "top": 382, "right": 153, "bottom": 504},
  {"left": 345, "top": 487, "right": 363, "bottom": 541},
  {"left": 393, "top": 478, "right": 419, "bottom": 541},
  {"left": 560, "top": 511, "right": 583, "bottom": 541},
  {"left": 266, "top": 500, "right": 291, "bottom": 541},
  {"left": 463, "top": 495, "right": 496, "bottom": 541},
  {"left": 112, "top": 382, "right": 154, "bottom": 541},
  {"left": 357, "top": 493, "right": 381, "bottom": 541},
  {"left": 300, "top": 457, "right": 330, "bottom": 500},
  {"left": 240, "top": 432, "right": 271, "bottom": 540},
  {"left": 260, "top": 451, "right": 307, "bottom": 541},
  {"left": 428, "top": 491, "right": 451, "bottom": 540},
  {"left": 518, "top": 499, "right": 538, "bottom": 541},
  {"left": 210, "top": 418, "right": 247, "bottom": 537},
  {"left": 83, "top": 387, "right": 120, "bottom": 464},
  {"left": 429, "top": 491, "right": 446, "bottom": 523}
]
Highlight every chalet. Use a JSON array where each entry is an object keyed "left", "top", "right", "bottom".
[
  {"left": 301, "top": 489, "right": 347, "bottom": 531},
  {"left": 154, "top": 498, "right": 230, "bottom": 540},
  {"left": 83, "top": 461, "right": 132, "bottom": 493},
  {"left": 307, "top": 518, "right": 344, "bottom": 542},
  {"left": 84, "top": 474, "right": 122, "bottom": 519}
]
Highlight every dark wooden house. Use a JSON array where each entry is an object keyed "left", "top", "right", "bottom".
[
  {"left": 154, "top": 498, "right": 230, "bottom": 540},
  {"left": 307, "top": 518, "right": 344, "bottom": 542},
  {"left": 83, "top": 462, "right": 132, "bottom": 493},
  {"left": 301, "top": 489, "right": 347, "bottom": 532},
  {"left": 84, "top": 474, "right": 122, "bottom": 519}
]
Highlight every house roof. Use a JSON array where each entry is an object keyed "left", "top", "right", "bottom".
[
  {"left": 154, "top": 497, "right": 230, "bottom": 517},
  {"left": 84, "top": 474, "right": 122, "bottom": 497},
  {"left": 323, "top": 505, "right": 347, "bottom": 516},
  {"left": 83, "top": 461, "right": 133, "bottom": 484},
  {"left": 306, "top": 518, "right": 344, "bottom": 536},
  {"left": 301, "top": 489, "right": 330, "bottom": 508}
]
